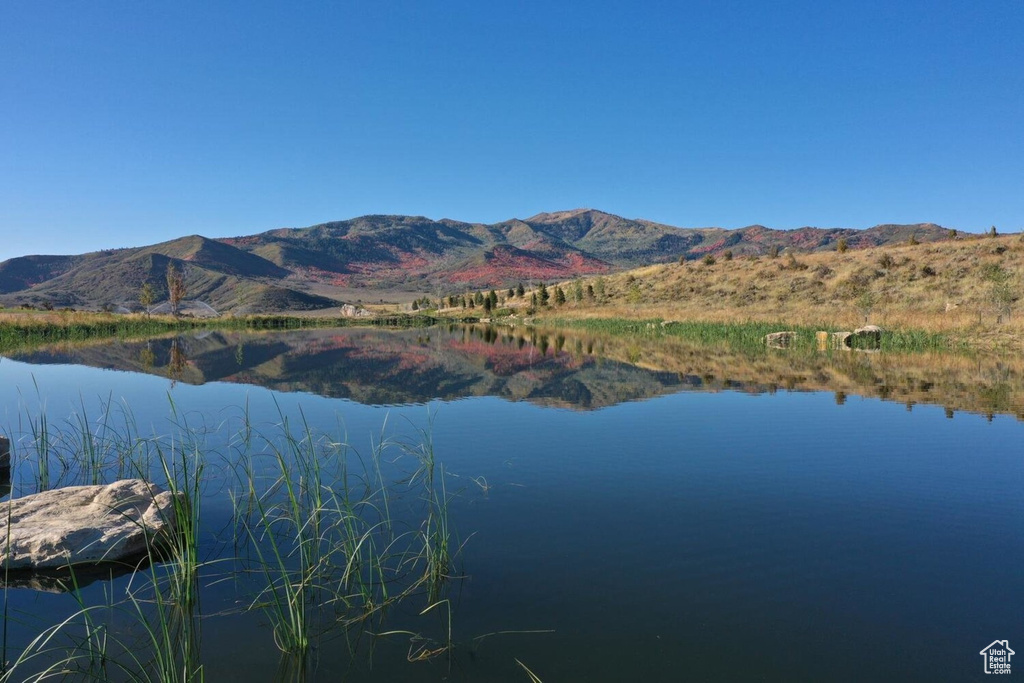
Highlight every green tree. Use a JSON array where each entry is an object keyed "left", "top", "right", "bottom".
[
  {"left": 594, "top": 277, "right": 606, "bottom": 303},
  {"left": 572, "top": 279, "right": 584, "bottom": 302},
  {"left": 538, "top": 283, "right": 550, "bottom": 306},
  {"left": 139, "top": 282, "right": 154, "bottom": 317},
  {"left": 488, "top": 290, "right": 498, "bottom": 310},
  {"left": 507, "top": 287, "right": 515, "bottom": 299},
  {"left": 166, "top": 263, "right": 187, "bottom": 316},
  {"left": 554, "top": 286, "right": 566, "bottom": 305},
  {"left": 516, "top": 282, "right": 525, "bottom": 297}
]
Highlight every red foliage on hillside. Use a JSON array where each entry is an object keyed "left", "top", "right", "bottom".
[{"left": 449, "top": 246, "right": 610, "bottom": 285}]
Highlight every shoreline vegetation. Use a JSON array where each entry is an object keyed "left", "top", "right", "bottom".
[
  {"left": 0, "top": 311, "right": 448, "bottom": 355},
  {"left": 0, "top": 306, "right": 991, "bottom": 358}
]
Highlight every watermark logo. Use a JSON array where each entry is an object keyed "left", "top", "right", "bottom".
[{"left": 980, "top": 640, "right": 1014, "bottom": 674}]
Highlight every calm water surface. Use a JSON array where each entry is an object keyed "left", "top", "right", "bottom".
[{"left": 0, "top": 326, "right": 1022, "bottom": 681}]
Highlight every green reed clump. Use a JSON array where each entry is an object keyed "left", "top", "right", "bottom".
[
  {"left": 880, "top": 328, "right": 960, "bottom": 353},
  {"left": 227, "top": 406, "right": 465, "bottom": 675},
  {"left": 0, "top": 317, "right": 204, "bottom": 354},
  {"left": 1, "top": 410, "right": 208, "bottom": 683},
  {"left": 1, "top": 399, "right": 468, "bottom": 681},
  {"left": 543, "top": 317, "right": 957, "bottom": 354}
]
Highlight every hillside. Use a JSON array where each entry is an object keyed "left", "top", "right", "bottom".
[
  {"left": 0, "top": 209, "right": 953, "bottom": 312},
  {"left": 517, "top": 232, "right": 1024, "bottom": 350}
]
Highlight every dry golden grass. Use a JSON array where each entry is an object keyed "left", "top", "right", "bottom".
[{"left": 519, "top": 233, "right": 1024, "bottom": 351}]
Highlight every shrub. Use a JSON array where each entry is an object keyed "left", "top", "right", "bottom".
[
  {"left": 785, "top": 253, "right": 808, "bottom": 271},
  {"left": 702, "top": 254, "right": 716, "bottom": 266},
  {"left": 836, "top": 238, "right": 848, "bottom": 253},
  {"left": 877, "top": 253, "right": 896, "bottom": 269}
]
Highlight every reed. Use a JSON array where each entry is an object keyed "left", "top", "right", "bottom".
[{"left": 1, "top": 400, "right": 468, "bottom": 680}]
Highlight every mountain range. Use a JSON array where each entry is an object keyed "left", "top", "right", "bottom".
[{"left": 0, "top": 209, "right": 950, "bottom": 312}]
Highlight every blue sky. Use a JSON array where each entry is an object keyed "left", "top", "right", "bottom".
[{"left": 1, "top": 1, "right": 1022, "bottom": 260}]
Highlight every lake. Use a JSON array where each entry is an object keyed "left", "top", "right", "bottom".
[{"left": 1, "top": 325, "right": 1022, "bottom": 681}]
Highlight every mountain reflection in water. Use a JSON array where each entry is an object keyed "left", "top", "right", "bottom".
[{"left": 5, "top": 325, "right": 1024, "bottom": 419}]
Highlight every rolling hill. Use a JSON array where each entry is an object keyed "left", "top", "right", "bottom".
[{"left": 0, "top": 209, "right": 952, "bottom": 312}]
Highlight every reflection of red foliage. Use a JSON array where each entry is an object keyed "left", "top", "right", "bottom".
[
  {"left": 446, "top": 338, "right": 583, "bottom": 376},
  {"left": 290, "top": 334, "right": 437, "bottom": 373}
]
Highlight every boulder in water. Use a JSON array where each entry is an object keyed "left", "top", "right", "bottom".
[{"left": 0, "top": 480, "right": 180, "bottom": 571}]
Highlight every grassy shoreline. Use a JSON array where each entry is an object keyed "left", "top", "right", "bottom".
[
  {"left": 535, "top": 316, "right": 959, "bottom": 353},
  {"left": 0, "top": 311, "right": 445, "bottom": 354},
  {"left": 0, "top": 305, "right": 997, "bottom": 357}
]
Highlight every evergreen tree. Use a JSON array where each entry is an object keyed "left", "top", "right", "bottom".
[
  {"left": 554, "top": 286, "right": 566, "bottom": 305},
  {"left": 538, "top": 283, "right": 550, "bottom": 306},
  {"left": 516, "top": 282, "right": 525, "bottom": 297}
]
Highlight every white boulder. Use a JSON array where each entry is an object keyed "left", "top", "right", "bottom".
[{"left": 0, "top": 479, "right": 180, "bottom": 570}]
